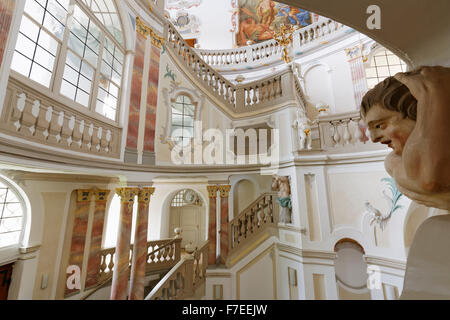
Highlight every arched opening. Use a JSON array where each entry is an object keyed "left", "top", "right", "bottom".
[
  {"left": 0, "top": 175, "right": 30, "bottom": 300},
  {"left": 334, "top": 238, "right": 371, "bottom": 300},
  {"left": 233, "top": 179, "right": 257, "bottom": 216},
  {"left": 168, "top": 189, "right": 206, "bottom": 249}
]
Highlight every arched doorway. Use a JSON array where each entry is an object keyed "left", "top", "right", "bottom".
[{"left": 168, "top": 189, "right": 206, "bottom": 248}]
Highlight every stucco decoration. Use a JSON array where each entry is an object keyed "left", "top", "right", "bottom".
[
  {"left": 364, "top": 178, "right": 404, "bottom": 231},
  {"left": 272, "top": 175, "right": 292, "bottom": 224},
  {"left": 292, "top": 108, "right": 318, "bottom": 150},
  {"left": 166, "top": 0, "right": 202, "bottom": 38}
]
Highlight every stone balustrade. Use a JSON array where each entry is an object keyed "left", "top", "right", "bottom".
[
  {"left": 98, "top": 238, "right": 182, "bottom": 283},
  {"left": 1, "top": 77, "right": 121, "bottom": 158},
  {"left": 229, "top": 192, "right": 279, "bottom": 254},
  {"left": 145, "top": 240, "right": 209, "bottom": 300},
  {"left": 195, "top": 19, "right": 346, "bottom": 70},
  {"left": 317, "top": 111, "right": 370, "bottom": 150},
  {"left": 165, "top": 22, "right": 304, "bottom": 116}
]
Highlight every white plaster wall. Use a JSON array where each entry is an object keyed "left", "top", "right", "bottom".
[{"left": 166, "top": 0, "right": 234, "bottom": 49}]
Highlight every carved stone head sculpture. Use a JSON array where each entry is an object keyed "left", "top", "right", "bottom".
[
  {"left": 361, "top": 77, "right": 417, "bottom": 156},
  {"left": 361, "top": 67, "right": 450, "bottom": 211}
]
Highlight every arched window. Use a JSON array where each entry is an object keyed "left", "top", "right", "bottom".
[
  {"left": 365, "top": 49, "right": 407, "bottom": 89},
  {"left": 10, "top": 0, "right": 125, "bottom": 122},
  {"left": 170, "top": 189, "right": 202, "bottom": 207},
  {"left": 171, "top": 95, "right": 195, "bottom": 147},
  {"left": 0, "top": 179, "right": 26, "bottom": 248}
]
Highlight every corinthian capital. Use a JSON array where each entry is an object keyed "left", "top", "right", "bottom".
[
  {"left": 206, "top": 186, "right": 218, "bottom": 198},
  {"left": 138, "top": 187, "right": 156, "bottom": 204},
  {"left": 115, "top": 188, "right": 139, "bottom": 203},
  {"left": 218, "top": 185, "right": 231, "bottom": 198}
]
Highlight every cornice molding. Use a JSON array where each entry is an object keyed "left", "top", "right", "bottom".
[
  {"left": 277, "top": 243, "right": 337, "bottom": 260},
  {"left": 364, "top": 255, "right": 406, "bottom": 270}
]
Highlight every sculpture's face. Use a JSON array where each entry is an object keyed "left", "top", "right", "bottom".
[{"left": 363, "top": 103, "right": 416, "bottom": 156}]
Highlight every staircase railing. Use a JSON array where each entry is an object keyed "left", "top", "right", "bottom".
[
  {"left": 195, "top": 19, "right": 346, "bottom": 69},
  {"left": 145, "top": 240, "right": 209, "bottom": 300},
  {"left": 81, "top": 237, "right": 181, "bottom": 300},
  {"left": 229, "top": 192, "right": 279, "bottom": 254},
  {"left": 97, "top": 238, "right": 182, "bottom": 284},
  {"left": 164, "top": 22, "right": 303, "bottom": 116}
]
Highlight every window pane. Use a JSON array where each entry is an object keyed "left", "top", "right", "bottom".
[
  {"left": 19, "top": 15, "right": 40, "bottom": 42},
  {"left": 15, "top": 33, "right": 37, "bottom": 60},
  {"left": 34, "top": 46, "right": 55, "bottom": 70},
  {"left": 183, "top": 116, "right": 194, "bottom": 127},
  {"left": 38, "top": 31, "right": 58, "bottom": 56},
  {"left": 2, "top": 203, "right": 22, "bottom": 218},
  {"left": 63, "top": 65, "right": 79, "bottom": 85},
  {"left": 0, "top": 183, "right": 25, "bottom": 248},
  {"left": 171, "top": 103, "right": 183, "bottom": 114},
  {"left": 43, "top": 11, "right": 65, "bottom": 40},
  {"left": 24, "top": 0, "right": 45, "bottom": 24},
  {"left": 184, "top": 104, "right": 194, "bottom": 116},
  {"left": 172, "top": 114, "right": 183, "bottom": 127},
  {"left": 76, "top": 90, "right": 90, "bottom": 107},
  {"left": 29, "top": 63, "right": 52, "bottom": 87},
  {"left": 374, "top": 55, "right": 387, "bottom": 66},
  {"left": 81, "top": 61, "right": 94, "bottom": 80},
  {"left": 61, "top": 80, "right": 76, "bottom": 100},
  {"left": 71, "top": 20, "right": 88, "bottom": 42},
  {"left": 78, "top": 75, "right": 92, "bottom": 93},
  {"left": 11, "top": 52, "right": 32, "bottom": 77},
  {"left": 68, "top": 32, "right": 85, "bottom": 57},
  {"left": 66, "top": 50, "right": 82, "bottom": 70}
]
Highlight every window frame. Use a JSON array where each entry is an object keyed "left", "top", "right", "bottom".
[
  {"left": 160, "top": 86, "right": 204, "bottom": 150},
  {"left": 0, "top": 177, "right": 27, "bottom": 252},
  {"left": 10, "top": 0, "right": 126, "bottom": 125},
  {"left": 364, "top": 47, "right": 407, "bottom": 90}
]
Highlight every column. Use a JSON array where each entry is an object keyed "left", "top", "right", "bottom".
[
  {"left": 85, "top": 190, "right": 110, "bottom": 289},
  {"left": 218, "top": 185, "right": 231, "bottom": 265},
  {"left": 207, "top": 186, "right": 218, "bottom": 265},
  {"left": 129, "top": 187, "right": 155, "bottom": 300},
  {"left": 110, "top": 188, "right": 139, "bottom": 300},
  {"left": 65, "top": 189, "right": 93, "bottom": 296}
]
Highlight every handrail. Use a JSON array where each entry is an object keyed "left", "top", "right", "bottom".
[
  {"left": 228, "top": 192, "right": 279, "bottom": 254},
  {"left": 145, "top": 240, "right": 209, "bottom": 300},
  {"left": 81, "top": 238, "right": 178, "bottom": 300},
  {"left": 164, "top": 21, "right": 305, "bottom": 116},
  {"left": 195, "top": 18, "right": 346, "bottom": 69}
]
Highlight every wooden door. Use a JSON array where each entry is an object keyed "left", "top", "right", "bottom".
[
  {"left": 0, "top": 263, "right": 13, "bottom": 300},
  {"left": 170, "top": 205, "right": 205, "bottom": 248}
]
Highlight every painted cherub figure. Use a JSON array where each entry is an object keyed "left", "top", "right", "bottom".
[
  {"left": 272, "top": 175, "right": 292, "bottom": 224},
  {"left": 361, "top": 66, "right": 450, "bottom": 211}
]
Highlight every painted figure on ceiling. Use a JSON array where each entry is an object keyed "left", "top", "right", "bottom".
[
  {"left": 361, "top": 66, "right": 450, "bottom": 211},
  {"left": 257, "top": 0, "right": 276, "bottom": 27}
]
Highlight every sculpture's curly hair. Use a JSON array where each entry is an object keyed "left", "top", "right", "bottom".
[{"left": 361, "top": 76, "right": 417, "bottom": 121}]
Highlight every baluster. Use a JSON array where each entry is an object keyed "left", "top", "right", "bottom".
[
  {"left": 245, "top": 89, "right": 251, "bottom": 106},
  {"left": 252, "top": 86, "right": 258, "bottom": 104},
  {"left": 332, "top": 122, "right": 341, "bottom": 146},
  {"left": 353, "top": 119, "right": 363, "bottom": 143},
  {"left": 272, "top": 79, "right": 277, "bottom": 98},
  {"left": 342, "top": 120, "right": 351, "bottom": 144}
]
